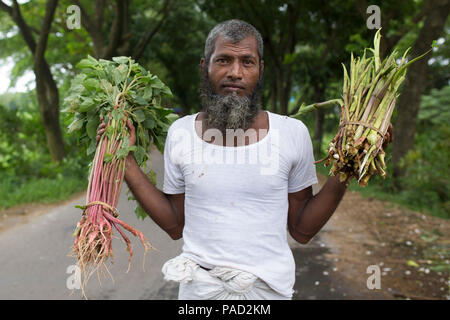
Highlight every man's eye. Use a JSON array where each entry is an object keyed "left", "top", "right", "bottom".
[
  {"left": 243, "top": 60, "right": 254, "bottom": 65},
  {"left": 217, "top": 58, "right": 228, "bottom": 63}
]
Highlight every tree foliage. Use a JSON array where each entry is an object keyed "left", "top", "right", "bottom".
[{"left": 0, "top": 0, "right": 448, "bottom": 217}]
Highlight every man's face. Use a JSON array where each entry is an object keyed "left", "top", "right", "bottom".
[
  {"left": 202, "top": 35, "right": 263, "bottom": 97},
  {"left": 199, "top": 35, "right": 264, "bottom": 133}
]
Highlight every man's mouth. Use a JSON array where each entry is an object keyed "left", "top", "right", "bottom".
[{"left": 222, "top": 83, "right": 245, "bottom": 92}]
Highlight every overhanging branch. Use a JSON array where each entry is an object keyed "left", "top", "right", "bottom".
[
  {"left": 132, "top": 0, "right": 172, "bottom": 60},
  {"left": 34, "top": 0, "right": 58, "bottom": 62},
  {"left": 0, "top": 1, "right": 12, "bottom": 14}
]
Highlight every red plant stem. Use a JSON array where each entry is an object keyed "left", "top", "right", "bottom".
[
  {"left": 88, "top": 135, "right": 109, "bottom": 226},
  {"left": 74, "top": 112, "right": 153, "bottom": 289},
  {"left": 90, "top": 138, "right": 107, "bottom": 204},
  {"left": 108, "top": 162, "right": 119, "bottom": 205},
  {"left": 105, "top": 153, "right": 118, "bottom": 204},
  {"left": 103, "top": 211, "right": 148, "bottom": 247},
  {"left": 102, "top": 162, "right": 112, "bottom": 205},
  {"left": 113, "top": 161, "right": 126, "bottom": 208},
  {"left": 111, "top": 221, "right": 132, "bottom": 255},
  {"left": 91, "top": 142, "right": 104, "bottom": 200}
]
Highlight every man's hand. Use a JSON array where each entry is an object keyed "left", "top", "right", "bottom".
[
  {"left": 96, "top": 116, "right": 136, "bottom": 148},
  {"left": 382, "top": 123, "right": 394, "bottom": 149}
]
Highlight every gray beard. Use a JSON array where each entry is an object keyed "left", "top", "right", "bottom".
[{"left": 199, "top": 71, "right": 263, "bottom": 134}]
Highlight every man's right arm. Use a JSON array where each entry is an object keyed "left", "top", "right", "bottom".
[{"left": 124, "top": 153, "right": 184, "bottom": 240}]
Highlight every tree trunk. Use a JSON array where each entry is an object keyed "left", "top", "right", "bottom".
[
  {"left": 312, "top": 84, "right": 325, "bottom": 159},
  {"left": 392, "top": 0, "right": 450, "bottom": 187},
  {"left": 4, "top": 0, "right": 66, "bottom": 162},
  {"left": 282, "top": 66, "right": 293, "bottom": 115},
  {"left": 270, "top": 78, "right": 278, "bottom": 113},
  {"left": 34, "top": 60, "right": 66, "bottom": 162},
  {"left": 276, "top": 68, "right": 288, "bottom": 115}
]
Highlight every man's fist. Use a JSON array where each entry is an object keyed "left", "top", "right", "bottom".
[{"left": 96, "top": 116, "right": 136, "bottom": 148}]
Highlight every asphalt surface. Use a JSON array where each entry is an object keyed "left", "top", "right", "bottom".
[
  {"left": 0, "top": 146, "right": 182, "bottom": 300},
  {"left": 0, "top": 146, "right": 358, "bottom": 300}
]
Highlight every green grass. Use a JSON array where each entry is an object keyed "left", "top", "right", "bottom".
[{"left": 0, "top": 172, "right": 88, "bottom": 210}]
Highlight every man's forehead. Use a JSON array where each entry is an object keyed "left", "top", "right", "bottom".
[{"left": 211, "top": 35, "right": 259, "bottom": 59}]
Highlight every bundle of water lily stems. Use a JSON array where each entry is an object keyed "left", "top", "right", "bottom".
[{"left": 292, "top": 29, "right": 429, "bottom": 187}]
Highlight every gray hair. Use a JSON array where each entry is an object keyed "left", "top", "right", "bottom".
[{"left": 204, "top": 19, "right": 264, "bottom": 66}]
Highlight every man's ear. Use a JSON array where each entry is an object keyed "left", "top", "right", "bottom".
[{"left": 200, "top": 58, "right": 206, "bottom": 73}]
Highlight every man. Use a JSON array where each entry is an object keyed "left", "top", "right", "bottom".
[{"left": 97, "top": 19, "right": 392, "bottom": 300}]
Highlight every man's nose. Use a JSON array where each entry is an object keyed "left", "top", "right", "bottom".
[{"left": 228, "top": 61, "right": 243, "bottom": 80}]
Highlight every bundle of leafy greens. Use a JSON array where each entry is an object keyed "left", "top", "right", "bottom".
[{"left": 63, "top": 55, "right": 178, "bottom": 298}]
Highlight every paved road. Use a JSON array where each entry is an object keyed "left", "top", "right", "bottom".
[
  {"left": 0, "top": 146, "right": 182, "bottom": 300},
  {"left": 0, "top": 146, "right": 368, "bottom": 300}
]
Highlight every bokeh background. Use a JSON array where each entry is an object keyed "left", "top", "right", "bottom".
[{"left": 0, "top": 0, "right": 448, "bottom": 300}]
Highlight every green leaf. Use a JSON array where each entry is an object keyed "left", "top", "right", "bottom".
[
  {"left": 134, "top": 95, "right": 148, "bottom": 106},
  {"left": 112, "top": 56, "right": 130, "bottom": 64},
  {"left": 62, "top": 95, "right": 81, "bottom": 113},
  {"left": 153, "top": 134, "right": 165, "bottom": 153},
  {"left": 122, "top": 137, "right": 130, "bottom": 149},
  {"left": 72, "top": 73, "right": 87, "bottom": 86},
  {"left": 103, "top": 153, "right": 114, "bottom": 163},
  {"left": 140, "top": 75, "right": 153, "bottom": 84},
  {"left": 116, "top": 146, "right": 129, "bottom": 159},
  {"left": 87, "top": 139, "right": 97, "bottom": 156},
  {"left": 431, "top": 40, "right": 439, "bottom": 49},
  {"left": 68, "top": 117, "right": 84, "bottom": 132},
  {"left": 111, "top": 108, "right": 124, "bottom": 123},
  {"left": 283, "top": 52, "right": 298, "bottom": 65},
  {"left": 83, "top": 78, "right": 100, "bottom": 91},
  {"left": 134, "top": 205, "right": 147, "bottom": 220},
  {"left": 134, "top": 145, "right": 147, "bottom": 165},
  {"left": 156, "top": 107, "right": 174, "bottom": 118},
  {"left": 100, "top": 79, "right": 113, "bottom": 94},
  {"left": 157, "top": 120, "right": 170, "bottom": 132},
  {"left": 107, "top": 85, "right": 120, "bottom": 106},
  {"left": 86, "top": 117, "right": 100, "bottom": 139},
  {"left": 79, "top": 98, "right": 96, "bottom": 113},
  {"left": 151, "top": 78, "right": 165, "bottom": 89},
  {"left": 143, "top": 117, "right": 155, "bottom": 129},
  {"left": 133, "top": 109, "right": 145, "bottom": 122},
  {"left": 129, "top": 145, "right": 137, "bottom": 153},
  {"left": 106, "top": 125, "right": 114, "bottom": 138},
  {"left": 76, "top": 59, "right": 96, "bottom": 69},
  {"left": 162, "top": 85, "right": 173, "bottom": 97},
  {"left": 115, "top": 138, "right": 130, "bottom": 159},
  {"left": 429, "top": 264, "right": 449, "bottom": 272},
  {"left": 147, "top": 168, "right": 157, "bottom": 186},
  {"left": 166, "top": 113, "right": 179, "bottom": 124},
  {"left": 407, "top": 260, "right": 419, "bottom": 268},
  {"left": 142, "top": 86, "right": 153, "bottom": 100},
  {"left": 113, "top": 64, "right": 128, "bottom": 84}
]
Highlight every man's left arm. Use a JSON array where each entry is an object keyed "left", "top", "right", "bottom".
[
  {"left": 288, "top": 123, "right": 393, "bottom": 244},
  {"left": 287, "top": 176, "right": 348, "bottom": 244}
]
